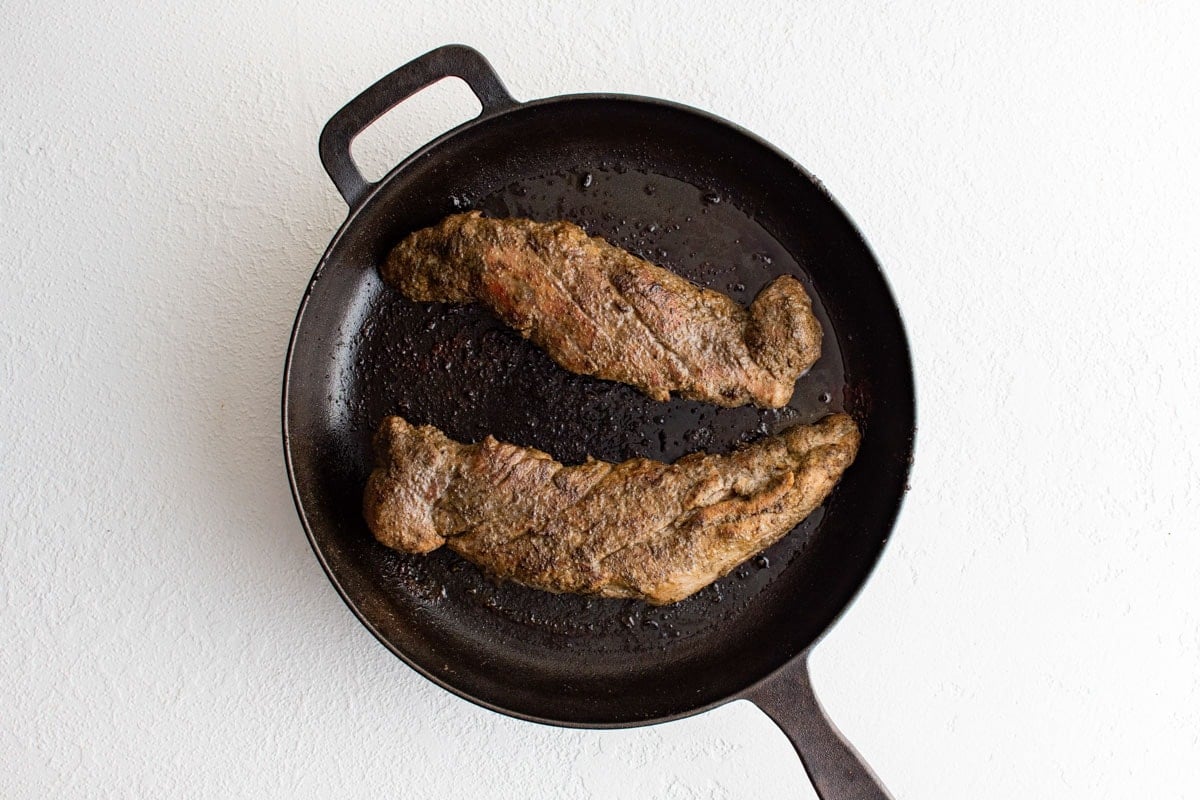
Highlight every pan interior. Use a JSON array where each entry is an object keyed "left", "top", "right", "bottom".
[{"left": 285, "top": 98, "right": 913, "bottom": 725}]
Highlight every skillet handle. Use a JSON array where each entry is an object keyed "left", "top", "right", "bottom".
[
  {"left": 319, "top": 44, "right": 517, "bottom": 208},
  {"left": 745, "top": 656, "right": 894, "bottom": 800}
]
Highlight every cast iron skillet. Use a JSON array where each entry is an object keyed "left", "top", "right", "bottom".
[{"left": 284, "top": 45, "right": 915, "bottom": 799}]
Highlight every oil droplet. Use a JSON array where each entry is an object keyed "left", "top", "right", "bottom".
[
  {"left": 703, "top": 192, "right": 722, "bottom": 204},
  {"left": 581, "top": 172, "right": 594, "bottom": 189},
  {"left": 819, "top": 391, "right": 832, "bottom": 404},
  {"left": 754, "top": 555, "right": 771, "bottom": 569}
]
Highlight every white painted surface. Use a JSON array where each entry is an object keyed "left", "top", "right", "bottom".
[{"left": 2, "top": 1, "right": 1198, "bottom": 797}]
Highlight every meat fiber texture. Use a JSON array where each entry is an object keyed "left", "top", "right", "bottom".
[
  {"left": 363, "top": 414, "right": 860, "bottom": 605},
  {"left": 384, "top": 212, "right": 823, "bottom": 408}
]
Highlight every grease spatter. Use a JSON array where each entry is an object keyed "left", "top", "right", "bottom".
[{"left": 349, "top": 165, "right": 850, "bottom": 650}]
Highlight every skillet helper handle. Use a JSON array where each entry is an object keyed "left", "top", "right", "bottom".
[
  {"left": 746, "top": 657, "right": 894, "bottom": 800},
  {"left": 319, "top": 44, "right": 517, "bottom": 208}
]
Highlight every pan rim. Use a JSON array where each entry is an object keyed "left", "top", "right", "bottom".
[{"left": 282, "top": 91, "right": 916, "bottom": 728}]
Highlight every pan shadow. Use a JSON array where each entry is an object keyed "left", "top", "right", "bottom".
[{"left": 170, "top": 174, "right": 363, "bottom": 629}]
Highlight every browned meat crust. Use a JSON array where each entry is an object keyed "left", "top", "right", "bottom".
[
  {"left": 383, "top": 212, "right": 822, "bottom": 408},
  {"left": 363, "top": 414, "right": 860, "bottom": 605}
]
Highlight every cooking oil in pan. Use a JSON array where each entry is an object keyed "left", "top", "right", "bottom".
[{"left": 347, "top": 165, "right": 847, "bottom": 653}]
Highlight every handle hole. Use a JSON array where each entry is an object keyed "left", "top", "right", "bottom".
[{"left": 351, "top": 77, "right": 483, "bottom": 183}]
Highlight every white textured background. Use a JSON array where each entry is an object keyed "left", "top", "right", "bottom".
[{"left": 2, "top": 2, "right": 1198, "bottom": 798}]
